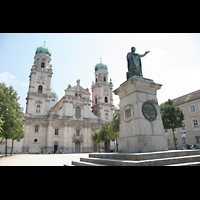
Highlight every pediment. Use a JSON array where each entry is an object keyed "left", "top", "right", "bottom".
[{"left": 69, "top": 85, "right": 89, "bottom": 94}]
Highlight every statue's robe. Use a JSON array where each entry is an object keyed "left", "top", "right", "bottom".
[{"left": 127, "top": 52, "right": 143, "bottom": 79}]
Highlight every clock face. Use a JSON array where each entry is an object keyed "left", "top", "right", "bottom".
[
  {"left": 142, "top": 101, "right": 157, "bottom": 121},
  {"left": 123, "top": 104, "right": 134, "bottom": 122}
]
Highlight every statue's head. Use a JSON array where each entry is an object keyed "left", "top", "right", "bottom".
[{"left": 131, "top": 47, "right": 136, "bottom": 52}]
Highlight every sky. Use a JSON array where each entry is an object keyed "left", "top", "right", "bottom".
[{"left": 0, "top": 33, "right": 200, "bottom": 112}]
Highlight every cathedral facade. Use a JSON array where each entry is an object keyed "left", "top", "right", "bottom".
[{"left": 22, "top": 45, "right": 114, "bottom": 154}]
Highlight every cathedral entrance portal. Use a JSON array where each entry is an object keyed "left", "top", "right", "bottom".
[
  {"left": 75, "top": 140, "right": 80, "bottom": 153},
  {"left": 54, "top": 145, "right": 58, "bottom": 153}
]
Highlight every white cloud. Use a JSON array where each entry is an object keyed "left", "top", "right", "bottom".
[
  {"left": 21, "top": 82, "right": 28, "bottom": 86},
  {"left": 0, "top": 72, "right": 15, "bottom": 83}
]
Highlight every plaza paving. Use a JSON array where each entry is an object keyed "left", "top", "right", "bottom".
[{"left": 0, "top": 153, "right": 89, "bottom": 166}]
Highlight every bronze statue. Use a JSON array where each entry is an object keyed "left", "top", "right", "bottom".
[{"left": 126, "top": 47, "right": 150, "bottom": 80}]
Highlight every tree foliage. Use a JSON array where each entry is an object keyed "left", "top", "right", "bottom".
[
  {"left": 160, "top": 99, "right": 184, "bottom": 150},
  {"left": 0, "top": 83, "right": 25, "bottom": 156},
  {"left": 91, "top": 130, "right": 102, "bottom": 153},
  {"left": 91, "top": 106, "right": 120, "bottom": 152}
]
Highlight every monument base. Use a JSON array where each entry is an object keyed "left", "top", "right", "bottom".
[{"left": 114, "top": 76, "right": 168, "bottom": 153}]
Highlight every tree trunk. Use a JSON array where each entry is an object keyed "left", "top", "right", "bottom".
[
  {"left": 10, "top": 139, "right": 14, "bottom": 156},
  {"left": 172, "top": 129, "right": 177, "bottom": 150},
  {"left": 5, "top": 137, "right": 7, "bottom": 156},
  {"left": 98, "top": 143, "right": 100, "bottom": 154}
]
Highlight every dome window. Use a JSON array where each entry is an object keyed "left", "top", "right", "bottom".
[{"left": 41, "top": 62, "right": 44, "bottom": 68}]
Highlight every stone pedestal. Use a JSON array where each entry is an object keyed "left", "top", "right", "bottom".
[{"left": 113, "top": 76, "right": 168, "bottom": 153}]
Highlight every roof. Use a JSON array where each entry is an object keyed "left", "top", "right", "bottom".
[
  {"left": 50, "top": 88, "right": 58, "bottom": 99},
  {"left": 95, "top": 63, "right": 108, "bottom": 71},
  {"left": 35, "top": 46, "right": 51, "bottom": 57},
  {"left": 161, "top": 89, "right": 200, "bottom": 106}
]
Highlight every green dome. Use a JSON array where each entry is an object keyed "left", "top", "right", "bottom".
[
  {"left": 35, "top": 46, "right": 51, "bottom": 57},
  {"left": 95, "top": 63, "right": 108, "bottom": 71},
  {"left": 50, "top": 88, "right": 58, "bottom": 99}
]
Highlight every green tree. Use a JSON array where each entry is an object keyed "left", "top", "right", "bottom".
[
  {"left": 160, "top": 99, "right": 184, "bottom": 150},
  {"left": 107, "top": 106, "right": 120, "bottom": 151},
  {"left": 10, "top": 118, "right": 24, "bottom": 155},
  {"left": 91, "top": 130, "right": 102, "bottom": 153},
  {"left": 99, "top": 123, "right": 110, "bottom": 152},
  {"left": 112, "top": 106, "right": 120, "bottom": 133},
  {"left": 0, "top": 83, "right": 25, "bottom": 156}
]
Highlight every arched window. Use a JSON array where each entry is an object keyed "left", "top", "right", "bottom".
[
  {"left": 35, "top": 126, "right": 39, "bottom": 132},
  {"left": 41, "top": 62, "right": 44, "bottom": 68},
  {"left": 104, "top": 77, "right": 106, "bottom": 82},
  {"left": 75, "top": 106, "right": 81, "bottom": 118},
  {"left": 38, "top": 85, "right": 43, "bottom": 93},
  {"left": 105, "top": 97, "right": 108, "bottom": 103},
  {"left": 76, "top": 129, "right": 80, "bottom": 136},
  {"left": 36, "top": 105, "right": 40, "bottom": 112}
]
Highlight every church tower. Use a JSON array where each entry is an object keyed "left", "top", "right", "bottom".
[
  {"left": 91, "top": 60, "right": 114, "bottom": 123},
  {"left": 25, "top": 44, "right": 53, "bottom": 116}
]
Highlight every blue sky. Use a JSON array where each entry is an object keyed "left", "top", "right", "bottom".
[{"left": 0, "top": 33, "right": 200, "bottom": 111}]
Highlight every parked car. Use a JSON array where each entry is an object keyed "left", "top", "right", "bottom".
[{"left": 180, "top": 144, "right": 199, "bottom": 150}]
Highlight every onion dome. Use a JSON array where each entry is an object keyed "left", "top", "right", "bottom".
[
  {"left": 50, "top": 88, "right": 58, "bottom": 99},
  {"left": 95, "top": 63, "right": 108, "bottom": 72},
  {"left": 35, "top": 46, "right": 51, "bottom": 57}
]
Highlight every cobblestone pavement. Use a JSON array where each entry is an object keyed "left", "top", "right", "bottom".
[{"left": 0, "top": 153, "right": 89, "bottom": 166}]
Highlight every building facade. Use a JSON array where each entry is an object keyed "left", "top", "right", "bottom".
[
  {"left": 21, "top": 45, "right": 114, "bottom": 154},
  {"left": 164, "top": 90, "right": 200, "bottom": 150}
]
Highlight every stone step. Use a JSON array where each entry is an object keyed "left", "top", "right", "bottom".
[
  {"left": 63, "top": 164, "right": 75, "bottom": 166},
  {"left": 72, "top": 160, "right": 107, "bottom": 166},
  {"left": 79, "top": 155, "right": 200, "bottom": 166},
  {"left": 89, "top": 150, "right": 200, "bottom": 161},
  {"left": 165, "top": 161, "right": 200, "bottom": 166}
]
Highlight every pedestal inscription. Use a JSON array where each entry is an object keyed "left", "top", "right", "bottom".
[
  {"left": 123, "top": 104, "right": 134, "bottom": 122},
  {"left": 142, "top": 101, "right": 157, "bottom": 121}
]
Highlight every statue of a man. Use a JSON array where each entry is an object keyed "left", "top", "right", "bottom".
[{"left": 126, "top": 47, "right": 150, "bottom": 80}]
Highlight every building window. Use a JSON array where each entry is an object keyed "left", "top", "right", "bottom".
[
  {"left": 75, "top": 93, "right": 78, "bottom": 97},
  {"left": 55, "top": 129, "right": 58, "bottom": 135},
  {"left": 75, "top": 107, "right": 81, "bottom": 118},
  {"left": 35, "top": 126, "right": 39, "bottom": 132},
  {"left": 192, "top": 119, "right": 199, "bottom": 128},
  {"left": 36, "top": 105, "right": 40, "bottom": 112},
  {"left": 167, "top": 139, "right": 170, "bottom": 145},
  {"left": 76, "top": 130, "right": 80, "bottom": 136},
  {"left": 105, "top": 97, "right": 108, "bottom": 103},
  {"left": 34, "top": 139, "right": 38, "bottom": 142},
  {"left": 190, "top": 105, "right": 196, "bottom": 113},
  {"left": 104, "top": 77, "right": 106, "bottom": 82},
  {"left": 41, "top": 62, "right": 44, "bottom": 68},
  {"left": 95, "top": 98, "right": 97, "bottom": 104},
  {"left": 181, "top": 121, "right": 186, "bottom": 130},
  {"left": 195, "top": 136, "right": 200, "bottom": 143},
  {"left": 38, "top": 85, "right": 43, "bottom": 94}
]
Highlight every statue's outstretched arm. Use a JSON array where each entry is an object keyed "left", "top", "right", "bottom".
[{"left": 139, "top": 51, "right": 150, "bottom": 57}]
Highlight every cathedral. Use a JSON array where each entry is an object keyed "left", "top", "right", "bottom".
[{"left": 22, "top": 45, "right": 114, "bottom": 154}]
